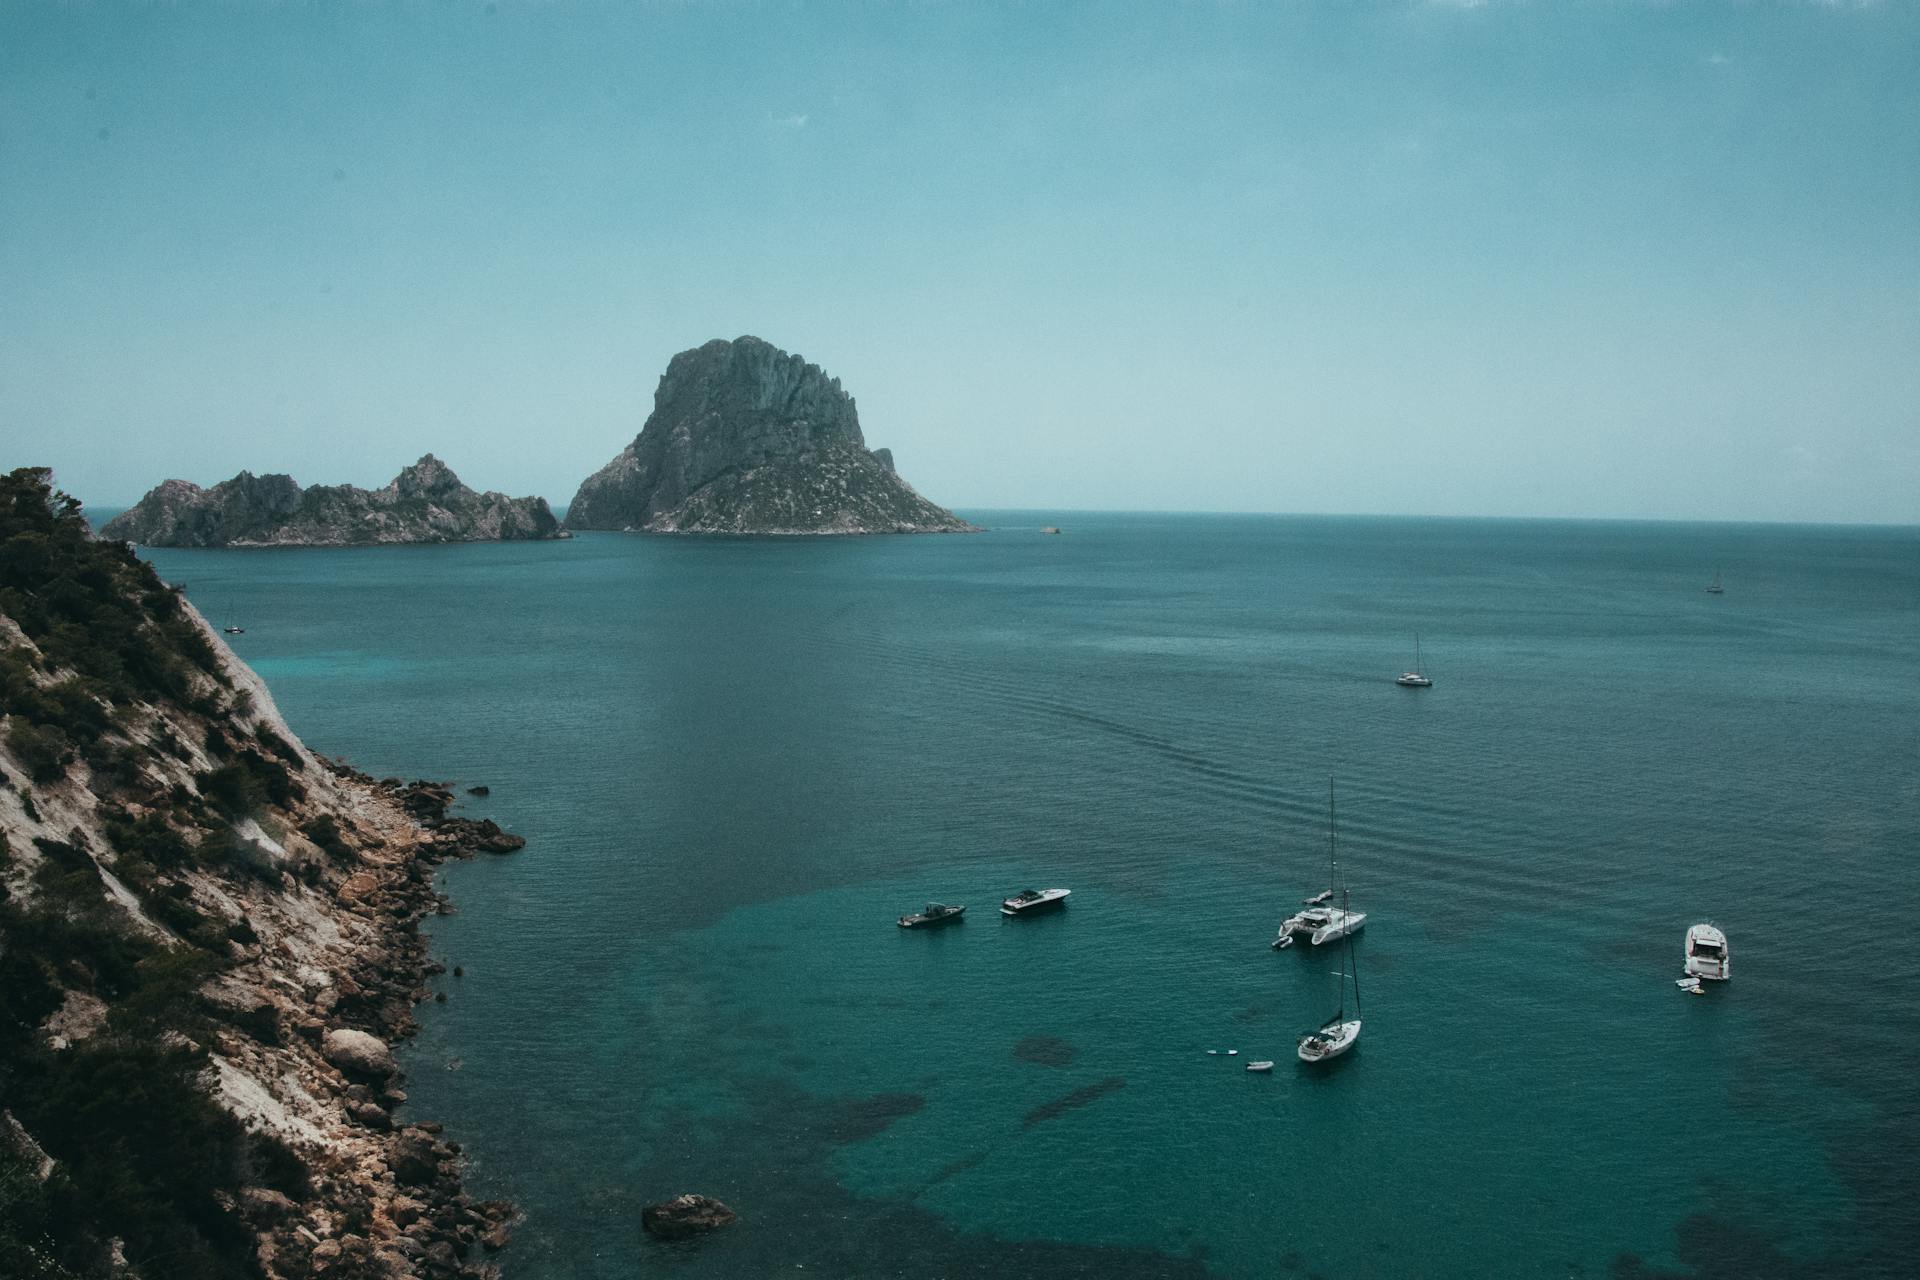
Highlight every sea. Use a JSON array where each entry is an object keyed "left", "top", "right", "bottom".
[{"left": 125, "top": 513, "right": 1919, "bottom": 1279}]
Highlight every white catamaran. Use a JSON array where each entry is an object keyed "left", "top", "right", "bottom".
[
  {"left": 1273, "top": 784, "right": 1368, "bottom": 950},
  {"left": 1396, "top": 634, "right": 1432, "bottom": 688}
]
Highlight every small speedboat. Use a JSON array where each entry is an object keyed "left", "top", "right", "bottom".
[
  {"left": 1302, "top": 889, "right": 1333, "bottom": 906},
  {"left": 1684, "top": 923, "right": 1729, "bottom": 981},
  {"left": 1246, "top": 1060, "right": 1274, "bottom": 1073},
  {"left": 897, "top": 902, "right": 966, "bottom": 929},
  {"left": 223, "top": 626, "right": 245, "bottom": 634},
  {"left": 1001, "top": 887, "right": 1071, "bottom": 917}
]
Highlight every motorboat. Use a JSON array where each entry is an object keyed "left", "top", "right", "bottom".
[
  {"left": 897, "top": 902, "right": 966, "bottom": 929},
  {"left": 1001, "top": 887, "right": 1070, "bottom": 917},
  {"left": 1684, "top": 923, "right": 1729, "bottom": 981},
  {"left": 1302, "top": 889, "right": 1333, "bottom": 906},
  {"left": 223, "top": 626, "right": 245, "bottom": 634},
  {"left": 1245, "top": 1060, "right": 1274, "bottom": 1073}
]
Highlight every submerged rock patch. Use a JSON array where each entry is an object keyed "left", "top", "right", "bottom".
[
  {"left": 1021, "top": 1076, "right": 1126, "bottom": 1129},
  {"left": 1013, "top": 1033, "right": 1078, "bottom": 1066}
]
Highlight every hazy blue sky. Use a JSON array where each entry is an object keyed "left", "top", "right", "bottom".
[{"left": 3, "top": 1, "right": 1915, "bottom": 522}]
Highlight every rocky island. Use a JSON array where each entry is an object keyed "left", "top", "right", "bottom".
[
  {"left": 565, "top": 336, "right": 975, "bottom": 534},
  {"left": 1, "top": 467, "right": 518, "bottom": 1277},
  {"left": 102, "top": 454, "right": 561, "bottom": 547}
]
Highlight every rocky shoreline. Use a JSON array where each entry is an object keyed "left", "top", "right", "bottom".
[
  {"left": 217, "top": 766, "right": 524, "bottom": 1280},
  {"left": 1, "top": 466, "right": 530, "bottom": 1277}
]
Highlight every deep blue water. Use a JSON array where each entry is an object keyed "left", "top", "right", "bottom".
[{"left": 135, "top": 513, "right": 1920, "bottom": 1278}]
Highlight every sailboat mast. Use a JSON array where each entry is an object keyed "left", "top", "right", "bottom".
[
  {"left": 1329, "top": 777, "right": 1345, "bottom": 1022},
  {"left": 1347, "top": 886, "right": 1361, "bottom": 1017}
]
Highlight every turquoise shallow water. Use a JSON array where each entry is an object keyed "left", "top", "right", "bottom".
[{"left": 136, "top": 514, "right": 1920, "bottom": 1278}]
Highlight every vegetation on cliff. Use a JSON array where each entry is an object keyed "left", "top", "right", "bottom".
[{"left": 0, "top": 467, "right": 516, "bottom": 1278}]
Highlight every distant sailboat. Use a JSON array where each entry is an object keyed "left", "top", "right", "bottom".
[
  {"left": 1297, "top": 781, "right": 1363, "bottom": 1065},
  {"left": 1706, "top": 569, "right": 1724, "bottom": 595},
  {"left": 1396, "top": 634, "right": 1432, "bottom": 688}
]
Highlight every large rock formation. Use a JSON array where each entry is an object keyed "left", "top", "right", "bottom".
[
  {"left": 102, "top": 455, "right": 561, "bottom": 547},
  {"left": 566, "top": 336, "right": 975, "bottom": 534},
  {"left": 0, "top": 466, "right": 521, "bottom": 1278}
]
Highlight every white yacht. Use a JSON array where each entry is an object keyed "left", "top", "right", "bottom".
[
  {"left": 1396, "top": 633, "right": 1433, "bottom": 687},
  {"left": 1684, "top": 923, "right": 1729, "bottom": 981},
  {"left": 1297, "top": 1010, "right": 1361, "bottom": 1064},
  {"left": 1001, "top": 887, "right": 1071, "bottom": 917},
  {"left": 1273, "top": 903, "right": 1367, "bottom": 948}
]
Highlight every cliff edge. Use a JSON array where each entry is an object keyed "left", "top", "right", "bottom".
[
  {"left": 565, "top": 336, "right": 975, "bottom": 534},
  {"left": 1, "top": 467, "right": 518, "bottom": 1277}
]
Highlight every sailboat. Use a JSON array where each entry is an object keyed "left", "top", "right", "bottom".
[
  {"left": 1395, "top": 635, "right": 1432, "bottom": 688},
  {"left": 1298, "top": 781, "right": 1362, "bottom": 1064},
  {"left": 1705, "top": 570, "right": 1724, "bottom": 595}
]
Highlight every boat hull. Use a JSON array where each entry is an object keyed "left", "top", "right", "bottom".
[
  {"left": 1396, "top": 674, "right": 1431, "bottom": 687},
  {"left": 1684, "top": 923, "right": 1730, "bottom": 981},
  {"left": 1001, "top": 893, "right": 1069, "bottom": 917},
  {"left": 1276, "top": 907, "right": 1367, "bottom": 947},
  {"left": 1297, "top": 1019, "right": 1361, "bottom": 1063},
  {"left": 898, "top": 906, "right": 966, "bottom": 929}
]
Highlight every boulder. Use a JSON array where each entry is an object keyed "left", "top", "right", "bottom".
[
  {"left": 641, "top": 1193, "right": 737, "bottom": 1240},
  {"left": 322, "top": 1028, "right": 398, "bottom": 1079},
  {"left": 389, "top": 1133, "right": 441, "bottom": 1187}
]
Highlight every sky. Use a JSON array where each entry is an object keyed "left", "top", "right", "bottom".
[{"left": 2, "top": 0, "right": 1916, "bottom": 523}]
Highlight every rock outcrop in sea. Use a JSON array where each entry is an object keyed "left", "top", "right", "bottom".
[
  {"left": 102, "top": 454, "right": 561, "bottom": 547},
  {"left": 0, "top": 467, "right": 518, "bottom": 1277},
  {"left": 565, "top": 336, "right": 975, "bottom": 534}
]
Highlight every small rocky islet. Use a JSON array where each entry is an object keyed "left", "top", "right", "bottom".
[
  {"left": 101, "top": 454, "right": 562, "bottom": 548},
  {"left": 104, "top": 337, "right": 971, "bottom": 545},
  {"left": 565, "top": 335, "right": 975, "bottom": 535}
]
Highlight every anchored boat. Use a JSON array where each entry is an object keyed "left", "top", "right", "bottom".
[
  {"left": 1274, "top": 791, "right": 1367, "bottom": 949},
  {"left": 1396, "top": 634, "right": 1433, "bottom": 687},
  {"left": 1001, "top": 887, "right": 1071, "bottom": 917},
  {"left": 1684, "top": 923, "right": 1730, "bottom": 981},
  {"left": 1298, "top": 782, "right": 1364, "bottom": 1065},
  {"left": 897, "top": 902, "right": 966, "bottom": 929}
]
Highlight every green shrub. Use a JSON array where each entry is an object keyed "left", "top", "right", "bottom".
[
  {"left": 5, "top": 720, "right": 70, "bottom": 786},
  {"left": 104, "top": 812, "right": 191, "bottom": 871},
  {"left": 197, "top": 763, "right": 263, "bottom": 817}
]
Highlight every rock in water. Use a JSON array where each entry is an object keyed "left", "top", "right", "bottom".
[
  {"left": 565, "top": 336, "right": 975, "bottom": 535},
  {"left": 641, "top": 1194, "right": 738, "bottom": 1240},
  {"left": 101, "top": 455, "right": 561, "bottom": 546}
]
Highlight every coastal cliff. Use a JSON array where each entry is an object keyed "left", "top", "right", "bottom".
[
  {"left": 1, "top": 467, "right": 517, "bottom": 1277},
  {"left": 102, "top": 455, "right": 561, "bottom": 547},
  {"left": 565, "top": 336, "right": 975, "bottom": 534}
]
